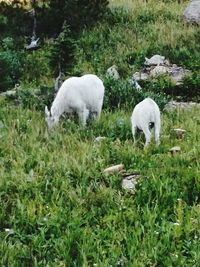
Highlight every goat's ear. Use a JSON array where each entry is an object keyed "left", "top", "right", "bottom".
[
  {"left": 45, "top": 106, "right": 50, "bottom": 116},
  {"left": 145, "top": 57, "right": 149, "bottom": 62}
]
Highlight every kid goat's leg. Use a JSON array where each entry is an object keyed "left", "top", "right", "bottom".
[
  {"left": 132, "top": 125, "right": 137, "bottom": 144},
  {"left": 143, "top": 126, "right": 151, "bottom": 147},
  {"left": 154, "top": 123, "right": 160, "bottom": 145}
]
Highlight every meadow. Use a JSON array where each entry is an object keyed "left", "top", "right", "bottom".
[
  {"left": 0, "top": 98, "right": 200, "bottom": 266},
  {"left": 0, "top": 0, "right": 200, "bottom": 266}
]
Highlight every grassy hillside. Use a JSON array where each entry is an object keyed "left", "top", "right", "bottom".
[
  {"left": 0, "top": 98, "right": 200, "bottom": 266},
  {"left": 0, "top": 0, "right": 200, "bottom": 266},
  {"left": 73, "top": 0, "right": 199, "bottom": 77}
]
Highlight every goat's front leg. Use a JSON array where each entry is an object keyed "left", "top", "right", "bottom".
[{"left": 78, "top": 105, "right": 89, "bottom": 126}]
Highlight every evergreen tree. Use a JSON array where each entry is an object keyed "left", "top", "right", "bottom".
[{"left": 49, "top": 21, "right": 74, "bottom": 75}]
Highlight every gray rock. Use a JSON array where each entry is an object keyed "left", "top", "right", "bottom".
[
  {"left": 132, "top": 71, "right": 148, "bottom": 81},
  {"left": 183, "top": 0, "right": 200, "bottom": 24},
  {"left": 144, "top": 55, "right": 165, "bottom": 66},
  {"left": 171, "top": 128, "right": 186, "bottom": 139},
  {"left": 149, "top": 64, "right": 190, "bottom": 84},
  {"left": 168, "top": 66, "right": 191, "bottom": 84},
  {"left": 169, "top": 146, "right": 181, "bottom": 156},
  {"left": 106, "top": 65, "right": 120, "bottom": 80},
  {"left": 0, "top": 90, "right": 17, "bottom": 97},
  {"left": 103, "top": 164, "right": 124, "bottom": 175},
  {"left": 121, "top": 173, "right": 141, "bottom": 192},
  {"left": 164, "top": 101, "right": 200, "bottom": 112},
  {"left": 150, "top": 66, "right": 169, "bottom": 78}
]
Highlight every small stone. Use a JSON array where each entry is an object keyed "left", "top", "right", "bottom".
[
  {"left": 0, "top": 90, "right": 17, "bottom": 97},
  {"left": 132, "top": 72, "right": 148, "bottom": 81},
  {"left": 169, "top": 146, "right": 181, "bottom": 155},
  {"left": 122, "top": 174, "right": 141, "bottom": 192},
  {"left": 103, "top": 164, "right": 124, "bottom": 175},
  {"left": 171, "top": 128, "right": 186, "bottom": 139},
  {"left": 26, "top": 169, "right": 35, "bottom": 182},
  {"left": 5, "top": 228, "right": 15, "bottom": 234},
  {"left": 94, "top": 136, "right": 106, "bottom": 142},
  {"left": 106, "top": 65, "right": 120, "bottom": 80}
]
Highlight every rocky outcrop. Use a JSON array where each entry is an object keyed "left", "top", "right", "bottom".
[
  {"left": 164, "top": 101, "right": 200, "bottom": 112},
  {"left": 132, "top": 55, "right": 191, "bottom": 86}
]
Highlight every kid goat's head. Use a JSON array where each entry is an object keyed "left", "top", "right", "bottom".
[{"left": 45, "top": 106, "right": 59, "bottom": 129}]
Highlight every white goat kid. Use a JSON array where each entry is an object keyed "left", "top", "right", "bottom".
[
  {"left": 131, "top": 98, "right": 161, "bottom": 147},
  {"left": 45, "top": 74, "right": 105, "bottom": 129}
]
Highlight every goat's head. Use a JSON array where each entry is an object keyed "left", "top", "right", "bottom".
[{"left": 45, "top": 106, "right": 59, "bottom": 129}]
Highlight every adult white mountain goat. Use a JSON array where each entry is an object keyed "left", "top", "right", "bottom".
[
  {"left": 131, "top": 98, "right": 161, "bottom": 147},
  {"left": 45, "top": 74, "right": 105, "bottom": 129}
]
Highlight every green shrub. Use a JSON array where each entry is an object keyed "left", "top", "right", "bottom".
[
  {"left": 22, "top": 47, "right": 51, "bottom": 84},
  {"left": 0, "top": 37, "right": 23, "bottom": 91},
  {"left": 176, "top": 72, "right": 200, "bottom": 101},
  {"left": 103, "top": 77, "right": 169, "bottom": 111},
  {"left": 16, "top": 85, "right": 54, "bottom": 110}
]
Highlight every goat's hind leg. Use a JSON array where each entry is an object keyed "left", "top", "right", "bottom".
[
  {"left": 132, "top": 125, "right": 137, "bottom": 145},
  {"left": 154, "top": 124, "right": 160, "bottom": 145},
  {"left": 143, "top": 126, "right": 151, "bottom": 148}
]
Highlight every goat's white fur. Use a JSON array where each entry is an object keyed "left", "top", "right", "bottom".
[
  {"left": 45, "top": 74, "right": 105, "bottom": 128},
  {"left": 131, "top": 98, "right": 161, "bottom": 147}
]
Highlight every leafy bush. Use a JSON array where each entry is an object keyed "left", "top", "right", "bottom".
[
  {"left": 0, "top": 37, "right": 24, "bottom": 91},
  {"left": 16, "top": 85, "right": 54, "bottom": 110},
  {"left": 103, "top": 77, "right": 169, "bottom": 111},
  {"left": 22, "top": 47, "right": 51, "bottom": 84},
  {"left": 176, "top": 72, "right": 200, "bottom": 101}
]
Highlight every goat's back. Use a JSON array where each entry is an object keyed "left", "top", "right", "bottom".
[
  {"left": 57, "top": 74, "right": 104, "bottom": 106},
  {"left": 131, "top": 98, "right": 160, "bottom": 128}
]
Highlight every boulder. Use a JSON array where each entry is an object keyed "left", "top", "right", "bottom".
[
  {"left": 168, "top": 65, "right": 191, "bottom": 85},
  {"left": 183, "top": 0, "right": 200, "bottom": 24},
  {"left": 150, "top": 65, "right": 169, "bottom": 78},
  {"left": 144, "top": 55, "right": 165, "bottom": 66}
]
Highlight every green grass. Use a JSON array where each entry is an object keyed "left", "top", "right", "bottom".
[
  {"left": 73, "top": 0, "right": 200, "bottom": 78},
  {"left": 0, "top": 97, "right": 200, "bottom": 266}
]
